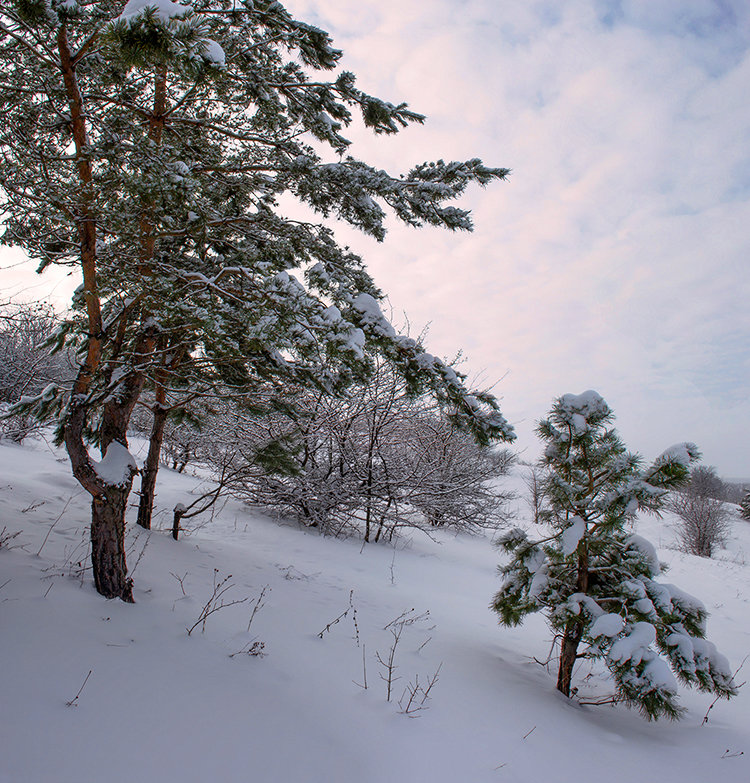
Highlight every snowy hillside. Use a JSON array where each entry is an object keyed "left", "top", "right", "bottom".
[{"left": 1, "top": 437, "right": 748, "bottom": 783}]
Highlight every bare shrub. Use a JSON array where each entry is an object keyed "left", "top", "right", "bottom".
[
  {"left": 668, "top": 491, "right": 733, "bottom": 558},
  {"left": 186, "top": 570, "right": 249, "bottom": 636},
  {"left": 688, "top": 465, "right": 726, "bottom": 501},
  {"left": 0, "top": 301, "right": 73, "bottom": 442},
  {"left": 217, "top": 360, "right": 514, "bottom": 541},
  {"left": 522, "top": 464, "right": 548, "bottom": 524}
]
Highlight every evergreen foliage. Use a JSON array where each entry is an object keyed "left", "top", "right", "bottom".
[
  {"left": 740, "top": 491, "right": 750, "bottom": 521},
  {"left": 0, "top": 1, "right": 513, "bottom": 598},
  {"left": 491, "top": 391, "right": 737, "bottom": 720}
]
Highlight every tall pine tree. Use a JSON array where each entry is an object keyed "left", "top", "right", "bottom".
[
  {"left": 0, "top": 1, "right": 514, "bottom": 600},
  {"left": 492, "top": 391, "right": 736, "bottom": 720}
]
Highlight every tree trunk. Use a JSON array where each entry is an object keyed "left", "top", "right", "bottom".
[
  {"left": 172, "top": 505, "right": 186, "bottom": 541},
  {"left": 91, "top": 486, "right": 134, "bottom": 602},
  {"left": 136, "top": 402, "right": 168, "bottom": 530},
  {"left": 556, "top": 620, "right": 583, "bottom": 697},
  {"left": 557, "top": 533, "right": 589, "bottom": 697},
  {"left": 57, "top": 25, "right": 142, "bottom": 603}
]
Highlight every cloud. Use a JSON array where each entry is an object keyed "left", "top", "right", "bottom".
[
  {"left": 4, "top": 0, "right": 747, "bottom": 475},
  {"left": 282, "top": 0, "right": 750, "bottom": 475}
]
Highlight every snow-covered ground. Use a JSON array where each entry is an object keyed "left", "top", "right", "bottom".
[{"left": 1, "top": 437, "right": 747, "bottom": 783}]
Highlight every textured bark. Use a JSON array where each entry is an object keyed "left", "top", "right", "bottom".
[
  {"left": 557, "top": 621, "right": 583, "bottom": 697},
  {"left": 556, "top": 533, "right": 589, "bottom": 697},
  {"left": 136, "top": 402, "right": 168, "bottom": 530},
  {"left": 57, "top": 24, "right": 137, "bottom": 602},
  {"left": 91, "top": 486, "right": 134, "bottom": 602},
  {"left": 64, "top": 362, "right": 143, "bottom": 600},
  {"left": 172, "top": 506, "right": 185, "bottom": 541}
]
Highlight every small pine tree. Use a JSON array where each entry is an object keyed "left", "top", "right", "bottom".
[
  {"left": 740, "top": 491, "right": 750, "bottom": 521},
  {"left": 492, "top": 391, "right": 737, "bottom": 720}
]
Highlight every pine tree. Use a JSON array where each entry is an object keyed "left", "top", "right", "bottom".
[
  {"left": 0, "top": 1, "right": 514, "bottom": 600},
  {"left": 740, "top": 491, "right": 750, "bottom": 521},
  {"left": 492, "top": 391, "right": 737, "bottom": 720}
]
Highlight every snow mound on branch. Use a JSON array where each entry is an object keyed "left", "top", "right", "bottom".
[
  {"left": 558, "top": 390, "right": 609, "bottom": 430},
  {"left": 201, "top": 38, "right": 226, "bottom": 67},
  {"left": 351, "top": 293, "right": 396, "bottom": 337},
  {"left": 590, "top": 613, "right": 625, "bottom": 638},
  {"left": 654, "top": 442, "right": 700, "bottom": 468},
  {"left": 609, "top": 622, "right": 656, "bottom": 665},
  {"left": 625, "top": 534, "right": 662, "bottom": 575},
  {"left": 117, "top": 0, "right": 190, "bottom": 24},
  {"left": 642, "top": 657, "right": 678, "bottom": 692},
  {"left": 94, "top": 442, "right": 138, "bottom": 486},
  {"left": 561, "top": 516, "right": 585, "bottom": 555}
]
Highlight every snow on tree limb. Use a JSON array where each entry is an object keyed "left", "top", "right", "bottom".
[{"left": 492, "top": 391, "right": 735, "bottom": 720}]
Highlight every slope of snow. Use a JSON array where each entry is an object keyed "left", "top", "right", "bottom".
[{"left": 0, "top": 437, "right": 747, "bottom": 783}]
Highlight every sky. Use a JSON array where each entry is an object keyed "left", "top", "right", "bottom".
[
  {"left": 280, "top": 0, "right": 750, "bottom": 478},
  {"left": 2, "top": 0, "right": 749, "bottom": 477}
]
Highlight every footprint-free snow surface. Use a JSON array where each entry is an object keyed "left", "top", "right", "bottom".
[{"left": 1, "top": 438, "right": 748, "bottom": 782}]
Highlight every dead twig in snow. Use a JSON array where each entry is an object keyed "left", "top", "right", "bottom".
[
  {"left": 398, "top": 662, "right": 442, "bottom": 716},
  {"left": 0, "top": 526, "right": 22, "bottom": 550},
  {"left": 353, "top": 643, "right": 369, "bottom": 691},
  {"left": 66, "top": 670, "right": 92, "bottom": 707},
  {"left": 186, "top": 570, "right": 248, "bottom": 636},
  {"left": 702, "top": 654, "right": 747, "bottom": 726},
  {"left": 170, "top": 571, "right": 188, "bottom": 596},
  {"left": 247, "top": 584, "right": 270, "bottom": 632},
  {"left": 317, "top": 590, "right": 359, "bottom": 645}
]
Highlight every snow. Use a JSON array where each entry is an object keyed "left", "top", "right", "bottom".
[
  {"left": 561, "top": 515, "right": 585, "bottom": 555},
  {"left": 93, "top": 441, "right": 138, "bottom": 486},
  {"left": 201, "top": 38, "right": 226, "bottom": 67},
  {"left": 662, "top": 582, "right": 707, "bottom": 622},
  {"left": 642, "top": 657, "right": 679, "bottom": 693},
  {"left": 655, "top": 442, "right": 700, "bottom": 468},
  {"left": 590, "top": 613, "right": 625, "bottom": 639},
  {"left": 626, "top": 534, "right": 662, "bottom": 575},
  {"left": 558, "top": 390, "right": 609, "bottom": 422},
  {"left": 351, "top": 293, "right": 396, "bottom": 337},
  {"left": 1, "top": 438, "right": 749, "bottom": 782},
  {"left": 609, "top": 622, "right": 657, "bottom": 665},
  {"left": 117, "top": 0, "right": 190, "bottom": 24}
]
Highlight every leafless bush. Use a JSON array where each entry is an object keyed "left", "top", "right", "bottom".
[
  {"left": 668, "top": 491, "right": 733, "bottom": 558},
  {"left": 216, "top": 360, "right": 514, "bottom": 541},
  {"left": 186, "top": 570, "right": 249, "bottom": 636},
  {"left": 398, "top": 663, "right": 442, "bottom": 716},
  {"left": 687, "top": 465, "right": 727, "bottom": 501},
  {"left": 376, "top": 609, "right": 431, "bottom": 702},
  {"left": 522, "top": 464, "right": 549, "bottom": 524},
  {"left": 0, "top": 301, "right": 74, "bottom": 442},
  {"left": 317, "top": 590, "right": 359, "bottom": 644}
]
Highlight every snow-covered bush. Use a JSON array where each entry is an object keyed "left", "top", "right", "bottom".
[
  {"left": 668, "top": 490, "right": 732, "bottom": 558},
  {"left": 206, "top": 362, "right": 513, "bottom": 541},
  {"left": 492, "top": 391, "right": 737, "bottom": 720},
  {"left": 0, "top": 302, "right": 73, "bottom": 443}
]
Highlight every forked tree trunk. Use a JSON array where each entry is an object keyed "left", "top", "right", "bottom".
[
  {"left": 57, "top": 21, "right": 142, "bottom": 602},
  {"left": 65, "top": 358, "right": 148, "bottom": 602},
  {"left": 91, "top": 486, "right": 134, "bottom": 602},
  {"left": 136, "top": 402, "right": 168, "bottom": 530}
]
